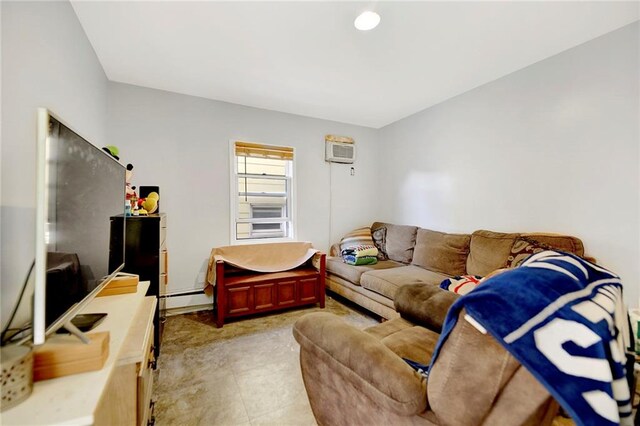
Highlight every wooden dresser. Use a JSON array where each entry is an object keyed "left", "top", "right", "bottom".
[
  {"left": 2, "top": 283, "right": 156, "bottom": 425},
  {"left": 96, "top": 295, "right": 157, "bottom": 426},
  {"left": 110, "top": 213, "right": 168, "bottom": 358}
]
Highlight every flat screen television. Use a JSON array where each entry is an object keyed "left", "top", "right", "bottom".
[{"left": 30, "top": 108, "right": 126, "bottom": 344}]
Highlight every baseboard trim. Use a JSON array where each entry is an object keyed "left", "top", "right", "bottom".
[
  {"left": 166, "top": 304, "right": 212, "bottom": 317},
  {"left": 164, "top": 292, "right": 212, "bottom": 312}
]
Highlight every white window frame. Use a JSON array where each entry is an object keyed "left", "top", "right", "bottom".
[{"left": 229, "top": 140, "right": 296, "bottom": 244}]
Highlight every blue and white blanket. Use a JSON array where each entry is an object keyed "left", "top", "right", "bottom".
[{"left": 430, "top": 251, "right": 632, "bottom": 426}]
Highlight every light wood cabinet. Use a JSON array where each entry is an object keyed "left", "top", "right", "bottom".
[
  {"left": 96, "top": 296, "right": 157, "bottom": 425},
  {"left": 2, "top": 282, "right": 156, "bottom": 426}
]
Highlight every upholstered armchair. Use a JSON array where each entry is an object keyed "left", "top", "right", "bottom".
[{"left": 293, "top": 285, "right": 559, "bottom": 425}]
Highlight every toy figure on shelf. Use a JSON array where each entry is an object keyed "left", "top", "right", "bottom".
[
  {"left": 125, "top": 164, "right": 136, "bottom": 202},
  {"left": 101, "top": 145, "right": 120, "bottom": 160},
  {"left": 141, "top": 192, "right": 159, "bottom": 214},
  {"left": 130, "top": 193, "right": 139, "bottom": 215},
  {"left": 102, "top": 145, "right": 137, "bottom": 208}
]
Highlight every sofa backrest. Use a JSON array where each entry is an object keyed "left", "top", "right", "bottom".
[
  {"left": 363, "top": 223, "right": 586, "bottom": 278},
  {"left": 371, "top": 222, "right": 417, "bottom": 264},
  {"left": 521, "top": 232, "right": 585, "bottom": 257},
  {"left": 411, "top": 229, "right": 471, "bottom": 276},
  {"left": 466, "top": 230, "right": 587, "bottom": 276},
  {"left": 426, "top": 309, "right": 557, "bottom": 425}
]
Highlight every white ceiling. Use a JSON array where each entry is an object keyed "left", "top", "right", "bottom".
[{"left": 71, "top": 1, "right": 639, "bottom": 129}]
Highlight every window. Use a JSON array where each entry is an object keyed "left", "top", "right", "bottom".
[
  {"left": 250, "top": 205, "right": 285, "bottom": 237},
  {"left": 232, "top": 141, "right": 294, "bottom": 241}
]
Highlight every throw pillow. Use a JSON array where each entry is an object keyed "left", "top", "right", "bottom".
[
  {"left": 339, "top": 227, "right": 375, "bottom": 252},
  {"left": 439, "top": 275, "right": 484, "bottom": 295},
  {"left": 505, "top": 237, "right": 554, "bottom": 268},
  {"left": 371, "top": 227, "right": 389, "bottom": 260}
]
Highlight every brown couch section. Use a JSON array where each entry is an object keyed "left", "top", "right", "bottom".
[
  {"left": 294, "top": 289, "right": 558, "bottom": 426},
  {"left": 427, "top": 309, "right": 555, "bottom": 426},
  {"left": 326, "top": 223, "right": 587, "bottom": 320},
  {"left": 293, "top": 312, "right": 428, "bottom": 418},
  {"left": 326, "top": 257, "right": 402, "bottom": 285},
  {"left": 411, "top": 229, "right": 471, "bottom": 276},
  {"left": 394, "top": 284, "right": 459, "bottom": 333},
  {"left": 360, "top": 266, "right": 449, "bottom": 300},
  {"left": 372, "top": 222, "right": 418, "bottom": 264},
  {"left": 466, "top": 230, "right": 519, "bottom": 276},
  {"left": 466, "top": 230, "right": 587, "bottom": 276}
]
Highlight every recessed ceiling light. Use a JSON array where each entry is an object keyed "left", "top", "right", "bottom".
[{"left": 354, "top": 11, "right": 380, "bottom": 31}]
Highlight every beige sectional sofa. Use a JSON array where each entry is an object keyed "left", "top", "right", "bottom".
[{"left": 326, "top": 222, "right": 586, "bottom": 319}]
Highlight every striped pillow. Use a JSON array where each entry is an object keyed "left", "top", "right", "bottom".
[{"left": 340, "top": 227, "right": 375, "bottom": 252}]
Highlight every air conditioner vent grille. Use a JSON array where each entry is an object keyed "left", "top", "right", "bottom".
[
  {"left": 333, "top": 144, "right": 353, "bottom": 159},
  {"left": 325, "top": 141, "right": 355, "bottom": 163}
]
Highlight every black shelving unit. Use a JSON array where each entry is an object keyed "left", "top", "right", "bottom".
[{"left": 110, "top": 213, "right": 167, "bottom": 358}]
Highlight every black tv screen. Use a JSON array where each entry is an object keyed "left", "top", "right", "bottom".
[{"left": 34, "top": 110, "right": 126, "bottom": 342}]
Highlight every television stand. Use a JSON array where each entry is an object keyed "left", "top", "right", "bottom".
[{"left": 3, "top": 282, "right": 157, "bottom": 425}]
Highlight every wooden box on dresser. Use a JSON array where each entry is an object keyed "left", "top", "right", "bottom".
[{"left": 110, "top": 213, "right": 168, "bottom": 358}]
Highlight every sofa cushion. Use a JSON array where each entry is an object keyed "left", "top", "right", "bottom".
[
  {"left": 411, "top": 229, "right": 471, "bottom": 276},
  {"left": 466, "top": 230, "right": 520, "bottom": 276},
  {"left": 372, "top": 222, "right": 418, "bottom": 264},
  {"left": 394, "top": 284, "right": 459, "bottom": 333},
  {"left": 365, "top": 317, "right": 415, "bottom": 340},
  {"left": 379, "top": 325, "right": 441, "bottom": 366},
  {"left": 360, "top": 266, "right": 449, "bottom": 300},
  {"left": 326, "top": 257, "right": 402, "bottom": 285}
]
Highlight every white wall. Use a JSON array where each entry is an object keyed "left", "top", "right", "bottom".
[
  {"left": 0, "top": 1, "right": 108, "bottom": 325},
  {"left": 107, "top": 82, "right": 379, "bottom": 300},
  {"left": 2, "top": 2, "right": 637, "bottom": 315},
  {"left": 378, "top": 22, "right": 640, "bottom": 306}
]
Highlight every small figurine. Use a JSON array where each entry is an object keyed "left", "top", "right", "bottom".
[{"left": 102, "top": 146, "right": 137, "bottom": 206}]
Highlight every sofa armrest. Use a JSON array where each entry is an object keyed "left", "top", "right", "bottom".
[
  {"left": 394, "top": 284, "right": 458, "bottom": 333},
  {"left": 293, "top": 312, "right": 427, "bottom": 416}
]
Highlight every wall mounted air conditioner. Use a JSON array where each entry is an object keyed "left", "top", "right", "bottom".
[{"left": 325, "top": 135, "right": 355, "bottom": 163}]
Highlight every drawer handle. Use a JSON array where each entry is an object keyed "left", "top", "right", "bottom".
[{"left": 148, "top": 400, "right": 156, "bottom": 426}]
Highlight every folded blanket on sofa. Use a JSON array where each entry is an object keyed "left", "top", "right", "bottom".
[
  {"left": 341, "top": 245, "right": 378, "bottom": 258},
  {"left": 341, "top": 245, "right": 379, "bottom": 265},
  {"left": 343, "top": 255, "right": 378, "bottom": 266},
  {"left": 431, "top": 251, "right": 632, "bottom": 426}
]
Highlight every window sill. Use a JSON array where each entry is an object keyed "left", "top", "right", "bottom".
[{"left": 231, "top": 236, "right": 297, "bottom": 246}]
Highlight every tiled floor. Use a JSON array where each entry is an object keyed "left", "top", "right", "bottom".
[{"left": 154, "top": 296, "right": 379, "bottom": 425}]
